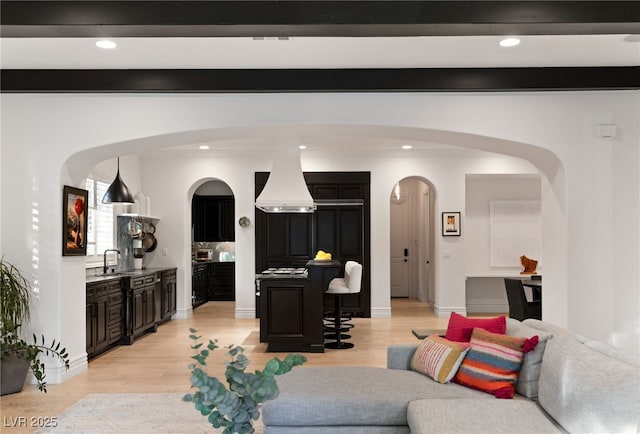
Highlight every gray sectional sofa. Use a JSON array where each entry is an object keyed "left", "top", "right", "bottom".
[{"left": 262, "top": 318, "right": 640, "bottom": 433}]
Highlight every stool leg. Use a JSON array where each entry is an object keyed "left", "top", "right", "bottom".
[{"left": 325, "top": 294, "right": 354, "bottom": 349}]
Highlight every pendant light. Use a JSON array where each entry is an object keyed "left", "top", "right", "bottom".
[
  {"left": 390, "top": 182, "right": 407, "bottom": 204},
  {"left": 255, "top": 140, "right": 316, "bottom": 213},
  {"left": 102, "top": 157, "right": 135, "bottom": 204}
]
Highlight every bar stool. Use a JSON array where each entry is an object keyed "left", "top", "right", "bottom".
[{"left": 324, "top": 261, "right": 363, "bottom": 349}]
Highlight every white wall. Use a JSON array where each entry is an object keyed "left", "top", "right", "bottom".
[
  {"left": 465, "top": 174, "right": 541, "bottom": 313},
  {"left": 2, "top": 91, "right": 639, "bottom": 384}
]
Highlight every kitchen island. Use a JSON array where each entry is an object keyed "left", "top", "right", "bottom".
[{"left": 256, "top": 260, "right": 342, "bottom": 353}]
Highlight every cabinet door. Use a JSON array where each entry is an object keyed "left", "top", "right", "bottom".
[
  {"left": 94, "top": 294, "right": 109, "bottom": 352},
  {"left": 144, "top": 287, "right": 156, "bottom": 327},
  {"left": 132, "top": 289, "right": 145, "bottom": 333},
  {"left": 86, "top": 302, "right": 95, "bottom": 356}
]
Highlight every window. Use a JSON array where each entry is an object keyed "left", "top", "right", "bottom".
[{"left": 85, "top": 174, "right": 114, "bottom": 261}]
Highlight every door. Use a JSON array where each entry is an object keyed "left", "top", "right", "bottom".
[{"left": 390, "top": 197, "right": 410, "bottom": 297}]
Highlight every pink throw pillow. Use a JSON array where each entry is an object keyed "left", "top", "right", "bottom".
[{"left": 445, "top": 312, "right": 506, "bottom": 342}]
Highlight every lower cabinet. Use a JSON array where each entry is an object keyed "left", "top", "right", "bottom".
[
  {"left": 87, "top": 267, "right": 177, "bottom": 355},
  {"left": 87, "top": 279, "right": 123, "bottom": 359},
  {"left": 161, "top": 268, "right": 177, "bottom": 321},
  {"left": 210, "top": 262, "right": 235, "bottom": 301},
  {"left": 192, "top": 263, "right": 209, "bottom": 307},
  {"left": 130, "top": 274, "right": 159, "bottom": 338}
]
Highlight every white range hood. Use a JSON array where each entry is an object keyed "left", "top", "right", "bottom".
[{"left": 255, "top": 142, "right": 316, "bottom": 213}]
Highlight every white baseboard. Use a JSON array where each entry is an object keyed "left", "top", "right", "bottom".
[
  {"left": 235, "top": 308, "right": 256, "bottom": 319},
  {"left": 29, "top": 352, "right": 88, "bottom": 385},
  {"left": 433, "top": 305, "right": 466, "bottom": 318},
  {"left": 173, "top": 307, "right": 194, "bottom": 320},
  {"left": 371, "top": 307, "right": 391, "bottom": 318}
]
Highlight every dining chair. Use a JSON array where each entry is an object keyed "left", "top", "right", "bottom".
[{"left": 504, "top": 278, "right": 542, "bottom": 321}]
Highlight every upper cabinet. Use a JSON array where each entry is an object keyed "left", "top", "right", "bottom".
[{"left": 192, "top": 195, "right": 235, "bottom": 242}]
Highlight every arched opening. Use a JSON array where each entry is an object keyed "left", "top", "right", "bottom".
[
  {"left": 389, "top": 176, "right": 435, "bottom": 306},
  {"left": 191, "top": 179, "right": 236, "bottom": 310}
]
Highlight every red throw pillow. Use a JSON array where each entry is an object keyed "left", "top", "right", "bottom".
[{"left": 445, "top": 312, "right": 506, "bottom": 342}]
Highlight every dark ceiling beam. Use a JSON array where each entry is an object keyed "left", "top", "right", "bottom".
[
  {"left": 2, "top": 67, "right": 639, "bottom": 93},
  {"left": 2, "top": 1, "right": 639, "bottom": 37}
]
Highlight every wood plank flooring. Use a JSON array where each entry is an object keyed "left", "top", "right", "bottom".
[{"left": 0, "top": 299, "right": 495, "bottom": 433}]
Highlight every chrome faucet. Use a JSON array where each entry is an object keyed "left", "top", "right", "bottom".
[{"left": 103, "top": 249, "right": 120, "bottom": 274}]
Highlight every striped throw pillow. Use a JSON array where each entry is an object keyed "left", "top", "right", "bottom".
[
  {"left": 454, "top": 327, "right": 538, "bottom": 398},
  {"left": 411, "top": 335, "right": 471, "bottom": 384}
]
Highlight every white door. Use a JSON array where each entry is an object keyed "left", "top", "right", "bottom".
[{"left": 390, "top": 198, "right": 410, "bottom": 297}]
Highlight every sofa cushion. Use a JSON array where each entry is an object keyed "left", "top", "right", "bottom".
[
  {"left": 454, "top": 328, "right": 532, "bottom": 398},
  {"left": 526, "top": 321, "right": 640, "bottom": 433},
  {"left": 407, "top": 399, "right": 562, "bottom": 433},
  {"left": 262, "top": 366, "right": 491, "bottom": 427},
  {"left": 506, "top": 318, "right": 553, "bottom": 400},
  {"left": 445, "top": 312, "right": 506, "bottom": 342},
  {"left": 411, "top": 335, "right": 470, "bottom": 383}
]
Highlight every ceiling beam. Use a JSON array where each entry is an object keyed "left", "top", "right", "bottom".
[
  {"left": 2, "top": 1, "right": 639, "bottom": 38},
  {"left": 2, "top": 67, "right": 639, "bottom": 93}
]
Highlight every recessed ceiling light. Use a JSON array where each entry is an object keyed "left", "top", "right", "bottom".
[
  {"left": 95, "top": 40, "right": 117, "bottom": 49},
  {"left": 499, "top": 37, "right": 521, "bottom": 48},
  {"left": 401, "top": 145, "right": 413, "bottom": 150},
  {"left": 199, "top": 145, "right": 210, "bottom": 150},
  {"left": 299, "top": 145, "right": 307, "bottom": 150}
]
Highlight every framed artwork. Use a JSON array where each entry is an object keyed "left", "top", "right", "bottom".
[
  {"left": 442, "top": 212, "right": 461, "bottom": 236},
  {"left": 63, "top": 185, "right": 88, "bottom": 256}
]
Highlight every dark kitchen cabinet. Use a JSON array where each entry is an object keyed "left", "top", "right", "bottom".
[
  {"left": 87, "top": 278, "right": 123, "bottom": 358},
  {"left": 255, "top": 172, "right": 370, "bottom": 317},
  {"left": 210, "top": 262, "right": 235, "bottom": 301},
  {"left": 131, "top": 274, "right": 158, "bottom": 338},
  {"left": 192, "top": 195, "right": 235, "bottom": 242},
  {"left": 192, "top": 263, "right": 210, "bottom": 308},
  {"left": 161, "top": 268, "right": 177, "bottom": 321}
]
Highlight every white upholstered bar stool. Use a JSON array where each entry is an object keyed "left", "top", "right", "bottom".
[{"left": 324, "top": 261, "right": 363, "bottom": 349}]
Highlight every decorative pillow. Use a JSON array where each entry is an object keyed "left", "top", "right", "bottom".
[
  {"left": 454, "top": 327, "right": 538, "bottom": 399},
  {"left": 506, "top": 318, "right": 553, "bottom": 400},
  {"left": 411, "top": 335, "right": 471, "bottom": 384},
  {"left": 445, "top": 312, "right": 507, "bottom": 342}
]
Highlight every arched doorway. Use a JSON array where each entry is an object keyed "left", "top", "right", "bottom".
[
  {"left": 390, "top": 176, "right": 435, "bottom": 304},
  {"left": 191, "top": 179, "right": 236, "bottom": 308}
]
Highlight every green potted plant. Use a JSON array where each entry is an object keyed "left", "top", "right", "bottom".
[
  {"left": 1, "top": 257, "right": 70, "bottom": 395},
  {"left": 184, "top": 328, "right": 307, "bottom": 434}
]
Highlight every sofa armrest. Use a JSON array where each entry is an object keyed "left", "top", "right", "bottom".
[{"left": 387, "top": 344, "right": 419, "bottom": 370}]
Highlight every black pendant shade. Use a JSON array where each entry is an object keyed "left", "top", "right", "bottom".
[{"left": 102, "top": 157, "right": 135, "bottom": 204}]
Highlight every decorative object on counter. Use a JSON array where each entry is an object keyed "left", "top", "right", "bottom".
[
  {"left": 102, "top": 157, "right": 135, "bottom": 204},
  {"left": 238, "top": 216, "right": 251, "bottom": 228},
  {"left": 314, "top": 250, "right": 332, "bottom": 260},
  {"left": 520, "top": 255, "right": 538, "bottom": 275},
  {"left": 1, "top": 257, "right": 69, "bottom": 394},
  {"left": 62, "top": 185, "right": 88, "bottom": 256},
  {"left": 183, "top": 328, "right": 307, "bottom": 434},
  {"left": 442, "top": 211, "right": 461, "bottom": 236}
]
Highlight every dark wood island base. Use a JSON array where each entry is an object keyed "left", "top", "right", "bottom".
[{"left": 257, "top": 260, "right": 342, "bottom": 353}]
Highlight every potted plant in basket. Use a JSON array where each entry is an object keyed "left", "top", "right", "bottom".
[
  {"left": 184, "top": 328, "right": 307, "bottom": 434},
  {"left": 1, "top": 257, "right": 70, "bottom": 395}
]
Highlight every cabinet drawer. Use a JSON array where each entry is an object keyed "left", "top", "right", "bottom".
[
  {"left": 108, "top": 304, "right": 123, "bottom": 324},
  {"left": 108, "top": 281, "right": 122, "bottom": 293},
  {"left": 94, "top": 283, "right": 109, "bottom": 297},
  {"left": 131, "top": 276, "right": 146, "bottom": 289},
  {"left": 108, "top": 323, "right": 123, "bottom": 342},
  {"left": 108, "top": 291, "right": 123, "bottom": 305},
  {"left": 144, "top": 275, "right": 156, "bottom": 285},
  {"left": 163, "top": 269, "right": 177, "bottom": 279}
]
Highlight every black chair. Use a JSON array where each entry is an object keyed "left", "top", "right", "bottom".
[{"left": 504, "top": 278, "right": 542, "bottom": 321}]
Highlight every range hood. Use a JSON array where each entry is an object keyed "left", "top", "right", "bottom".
[{"left": 255, "top": 142, "right": 316, "bottom": 213}]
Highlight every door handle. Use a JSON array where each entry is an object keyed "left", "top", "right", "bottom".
[{"left": 404, "top": 248, "right": 408, "bottom": 257}]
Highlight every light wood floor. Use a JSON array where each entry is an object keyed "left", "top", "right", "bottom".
[{"left": 0, "top": 299, "right": 492, "bottom": 433}]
